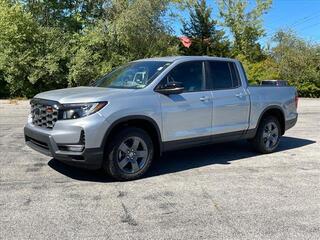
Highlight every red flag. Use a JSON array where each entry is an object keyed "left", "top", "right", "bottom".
[{"left": 179, "top": 36, "right": 192, "bottom": 48}]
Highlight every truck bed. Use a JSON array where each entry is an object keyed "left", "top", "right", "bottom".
[{"left": 247, "top": 86, "right": 298, "bottom": 130}]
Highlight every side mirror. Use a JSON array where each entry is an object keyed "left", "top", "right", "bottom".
[{"left": 155, "top": 82, "right": 184, "bottom": 95}]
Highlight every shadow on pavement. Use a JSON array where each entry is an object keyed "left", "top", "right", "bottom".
[
  {"left": 146, "top": 136, "right": 315, "bottom": 178},
  {"left": 48, "top": 136, "right": 315, "bottom": 182},
  {"left": 48, "top": 160, "right": 113, "bottom": 182}
]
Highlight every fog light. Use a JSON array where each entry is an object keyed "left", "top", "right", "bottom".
[{"left": 64, "top": 145, "right": 84, "bottom": 152}]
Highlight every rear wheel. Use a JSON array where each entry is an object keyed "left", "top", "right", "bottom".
[
  {"left": 103, "top": 127, "right": 154, "bottom": 181},
  {"left": 251, "top": 116, "right": 281, "bottom": 153}
]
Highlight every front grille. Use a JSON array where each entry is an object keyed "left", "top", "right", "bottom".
[{"left": 30, "top": 99, "right": 59, "bottom": 129}]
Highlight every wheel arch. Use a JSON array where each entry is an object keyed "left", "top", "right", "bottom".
[
  {"left": 101, "top": 115, "right": 163, "bottom": 157},
  {"left": 256, "top": 105, "right": 286, "bottom": 135}
]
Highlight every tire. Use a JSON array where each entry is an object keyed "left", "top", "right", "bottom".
[
  {"left": 103, "top": 127, "right": 154, "bottom": 181},
  {"left": 251, "top": 116, "right": 281, "bottom": 154}
]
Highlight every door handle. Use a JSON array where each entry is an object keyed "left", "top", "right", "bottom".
[
  {"left": 200, "top": 96, "right": 210, "bottom": 102},
  {"left": 235, "top": 93, "right": 245, "bottom": 98}
]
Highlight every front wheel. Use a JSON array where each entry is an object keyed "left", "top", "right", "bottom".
[
  {"left": 251, "top": 116, "right": 281, "bottom": 154},
  {"left": 103, "top": 127, "right": 154, "bottom": 181}
]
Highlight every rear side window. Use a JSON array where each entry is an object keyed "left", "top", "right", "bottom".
[
  {"left": 163, "top": 61, "right": 204, "bottom": 92},
  {"left": 207, "top": 61, "right": 240, "bottom": 90}
]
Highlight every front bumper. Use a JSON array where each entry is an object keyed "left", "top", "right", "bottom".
[{"left": 24, "top": 124, "right": 104, "bottom": 170}]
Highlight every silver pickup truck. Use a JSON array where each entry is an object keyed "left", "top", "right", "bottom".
[{"left": 24, "top": 56, "right": 298, "bottom": 180}]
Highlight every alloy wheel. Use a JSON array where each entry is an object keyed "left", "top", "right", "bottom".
[
  {"left": 263, "top": 122, "right": 279, "bottom": 150},
  {"left": 117, "top": 136, "right": 148, "bottom": 174}
]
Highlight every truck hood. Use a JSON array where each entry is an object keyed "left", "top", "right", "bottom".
[{"left": 34, "top": 86, "right": 136, "bottom": 104}]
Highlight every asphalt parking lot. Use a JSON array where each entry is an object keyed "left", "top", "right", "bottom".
[{"left": 0, "top": 98, "right": 319, "bottom": 240}]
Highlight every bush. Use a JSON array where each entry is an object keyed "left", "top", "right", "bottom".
[
  {"left": 0, "top": 1, "right": 70, "bottom": 98},
  {"left": 0, "top": 1, "right": 319, "bottom": 98}
]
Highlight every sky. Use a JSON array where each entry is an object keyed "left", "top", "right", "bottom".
[{"left": 172, "top": 0, "right": 320, "bottom": 46}]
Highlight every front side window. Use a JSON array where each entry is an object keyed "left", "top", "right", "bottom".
[
  {"left": 94, "top": 61, "right": 171, "bottom": 89},
  {"left": 160, "top": 61, "right": 204, "bottom": 92},
  {"left": 207, "top": 61, "right": 240, "bottom": 90}
]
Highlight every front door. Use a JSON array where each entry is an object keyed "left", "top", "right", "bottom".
[{"left": 157, "top": 61, "right": 213, "bottom": 142}]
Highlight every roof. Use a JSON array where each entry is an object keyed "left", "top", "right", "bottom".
[{"left": 135, "top": 56, "right": 237, "bottom": 63}]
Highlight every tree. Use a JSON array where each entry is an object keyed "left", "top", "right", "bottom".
[
  {"left": 217, "top": 0, "right": 272, "bottom": 61},
  {"left": 237, "top": 30, "right": 320, "bottom": 97},
  {"left": 1, "top": 0, "right": 318, "bottom": 98},
  {"left": 181, "top": 0, "right": 230, "bottom": 56},
  {"left": 21, "top": 0, "right": 107, "bottom": 32},
  {"left": 237, "top": 54, "right": 279, "bottom": 85},
  {"left": 271, "top": 30, "right": 320, "bottom": 97},
  {"left": 0, "top": 0, "right": 69, "bottom": 97},
  {"left": 0, "top": 0, "right": 182, "bottom": 97},
  {"left": 68, "top": 0, "right": 180, "bottom": 86}
]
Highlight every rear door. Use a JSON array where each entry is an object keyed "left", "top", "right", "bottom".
[
  {"left": 206, "top": 61, "right": 250, "bottom": 135},
  {"left": 157, "top": 61, "right": 213, "bottom": 142}
]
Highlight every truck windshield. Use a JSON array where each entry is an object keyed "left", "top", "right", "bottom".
[{"left": 93, "top": 61, "right": 171, "bottom": 89}]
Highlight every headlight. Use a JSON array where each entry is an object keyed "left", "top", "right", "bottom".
[{"left": 60, "top": 102, "right": 107, "bottom": 120}]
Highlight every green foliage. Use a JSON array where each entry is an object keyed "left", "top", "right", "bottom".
[
  {"left": 271, "top": 31, "right": 320, "bottom": 97},
  {"left": 181, "top": 0, "right": 230, "bottom": 56},
  {"left": 69, "top": 0, "right": 179, "bottom": 86},
  {"left": 0, "top": 0, "right": 70, "bottom": 97},
  {"left": 68, "top": 22, "right": 132, "bottom": 87},
  {"left": 106, "top": 0, "right": 179, "bottom": 58},
  {"left": 217, "top": 0, "right": 272, "bottom": 61},
  {"left": 0, "top": 0, "right": 319, "bottom": 98},
  {"left": 0, "top": 0, "right": 41, "bottom": 97},
  {"left": 237, "top": 54, "right": 279, "bottom": 85},
  {"left": 238, "top": 31, "right": 320, "bottom": 97},
  {"left": 22, "top": 0, "right": 107, "bottom": 32}
]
